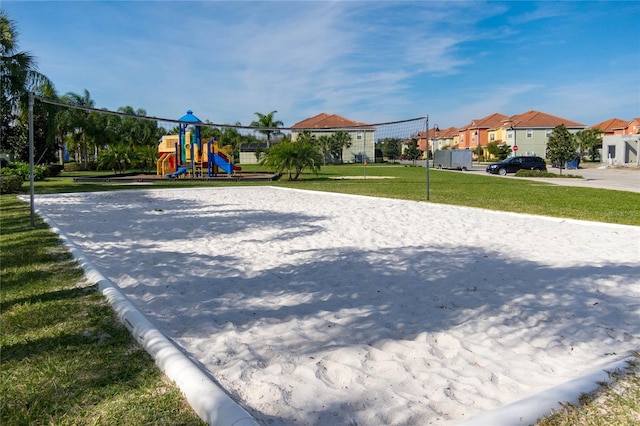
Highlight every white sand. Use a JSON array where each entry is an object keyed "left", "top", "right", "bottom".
[{"left": 33, "top": 187, "right": 640, "bottom": 425}]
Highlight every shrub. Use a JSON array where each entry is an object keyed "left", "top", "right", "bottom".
[
  {"left": 64, "top": 162, "right": 86, "bottom": 172},
  {"left": 0, "top": 174, "right": 24, "bottom": 194},
  {"left": 1, "top": 162, "right": 47, "bottom": 181},
  {"left": 5, "top": 162, "right": 30, "bottom": 180},
  {"left": 98, "top": 144, "right": 134, "bottom": 174},
  {"left": 515, "top": 169, "right": 554, "bottom": 177},
  {"left": 45, "top": 164, "right": 64, "bottom": 177},
  {"left": 64, "top": 161, "right": 99, "bottom": 172},
  {"left": 515, "top": 169, "right": 583, "bottom": 179},
  {"left": 35, "top": 165, "right": 48, "bottom": 181}
]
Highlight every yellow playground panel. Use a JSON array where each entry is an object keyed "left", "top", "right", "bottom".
[{"left": 157, "top": 131, "right": 207, "bottom": 176}]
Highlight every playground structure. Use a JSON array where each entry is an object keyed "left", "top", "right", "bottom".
[{"left": 157, "top": 110, "right": 241, "bottom": 178}]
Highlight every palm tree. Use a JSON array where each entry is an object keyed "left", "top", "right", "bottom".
[
  {"left": 1, "top": 11, "right": 54, "bottom": 157},
  {"left": 116, "top": 106, "right": 157, "bottom": 146},
  {"left": 98, "top": 142, "right": 134, "bottom": 174},
  {"left": 316, "top": 135, "right": 332, "bottom": 165},
  {"left": 53, "top": 101, "right": 75, "bottom": 164},
  {"left": 250, "top": 110, "right": 283, "bottom": 148},
  {"left": 1, "top": 11, "right": 52, "bottom": 109},
  {"left": 259, "top": 139, "right": 322, "bottom": 181},
  {"left": 296, "top": 130, "right": 316, "bottom": 144},
  {"left": 30, "top": 83, "right": 59, "bottom": 164},
  {"left": 574, "top": 128, "right": 602, "bottom": 162},
  {"left": 331, "top": 130, "right": 352, "bottom": 164},
  {"left": 132, "top": 144, "right": 157, "bottom": 173},
  {"left": 62, "top": 90, "right": 95, "bottom": 166},
  {"left": 217, "top": 125, "right": 243, "bottom": 162}
]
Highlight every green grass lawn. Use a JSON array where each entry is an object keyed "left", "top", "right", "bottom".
[
  {"left": 535, "top": 354, "right": 640, "bottom": 426},
  {"left": 36, "top": 164, "right": 639, "bottom": 225},
  {"left": 282, "top": 165, "right": 639, "bottom": 226},
  {"left": 0, "top": 196, "right": 205, "bottom": 425},
  {"left": 2, "top": 163, "right": 638, "bottom": 424}
]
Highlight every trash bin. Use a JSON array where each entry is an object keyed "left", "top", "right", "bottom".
[{"left": 566, "top": 159, "right": 579, "bottom": 169}]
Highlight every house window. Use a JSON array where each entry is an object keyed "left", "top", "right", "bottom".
[
  {"left": 490, "top": 133, "right": 495, "bottom": 142},
  {"left": 526, "top": 129, "right": 533, "bottom": 138},
  {"left": 507, "top": 132, "right": 513, "bottom": 140},
  {"left": 545, "top": 129, "right": 552, "bottom": 137},
  {"left": 356, "top": 131, "right": 362, "bottom": 140}
]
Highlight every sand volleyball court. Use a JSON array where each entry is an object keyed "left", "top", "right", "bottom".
[{"left": 31, "top": 187, "right": 640, "bottom": 425}]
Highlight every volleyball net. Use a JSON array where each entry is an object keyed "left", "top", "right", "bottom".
[{"left": 30, "top": 95, "right": 428, "bottom": 170}]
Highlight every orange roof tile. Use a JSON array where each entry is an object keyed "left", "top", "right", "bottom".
[
  {"left": 506, "top": 110, "right": 585, "bottom": 128},
  {"left": 418, "top": 126, "right": 458, "bottom": 139},
  {"left": 435, "top": 126, "right": 458, "bottom": 138},
  {"left": 292, "top": 113, "right": 369, "bottom": 129},
  {"left": 588, "top": 118, "right": 628, "bottom": 131},
  {"left": 460, "top": 113, "right": 509, "bottom": 130}
]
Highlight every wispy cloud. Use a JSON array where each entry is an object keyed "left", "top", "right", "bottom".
[
  {"left": 442, "top": 83, "right": 542, "bottom": 126},
  {"left": 5, "top": 0, "right": 638, "bottom": 128},
  {"left": 533, "top": 70, "right": 640, "bottom": 124},
  {"left": 507, "top": 2, "right": 573, "bottom": 25}
]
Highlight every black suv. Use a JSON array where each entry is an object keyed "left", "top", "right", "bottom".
[{"left": 486, "top": 156, "right": 547, "bottom": 175}]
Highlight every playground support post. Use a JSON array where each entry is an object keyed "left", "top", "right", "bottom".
[{"left": 29, "top": 92, "right": 35, "bottom": 227}]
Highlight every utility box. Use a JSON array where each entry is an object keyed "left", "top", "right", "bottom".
[
  {"left": 434, "top": 150, "right": 472, "bottom": 170},
  {"left": 0, "top": 152, "right": 13, "bottom": 168}
]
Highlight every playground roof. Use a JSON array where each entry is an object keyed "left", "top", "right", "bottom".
[{"left": 179, "top": 110, "right": 202, "bottom": 123}]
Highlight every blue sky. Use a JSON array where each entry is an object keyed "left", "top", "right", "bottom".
[{"left": 4, "top": 1, "right": 639, "bottom": 129}]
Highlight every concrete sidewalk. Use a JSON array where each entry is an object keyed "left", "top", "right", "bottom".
[{"left": 525, "top": 166, "right": 640, "bottom": 193}]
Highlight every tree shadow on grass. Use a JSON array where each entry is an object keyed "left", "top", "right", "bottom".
[{"left": 1, "top": 284, "right": 96, "bottom": 313}]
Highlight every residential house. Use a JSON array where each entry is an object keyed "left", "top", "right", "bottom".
[
  {"left": 412, "top": 126, "right": 459, "bottom": 159},
  {"left": 458, "top": 113, "right": 509, "bottom": 158},
  {"left": 499, "top": 110, "right": 586, "bottom": 158},
  {"left": 430, "top": 127, "right": 459, "bottom": 153},
  {"left": 613, "top": 117, "right": 640, "bottom": 135},
  {"left": 589, "top": 118, "right": 629, "bottom": 136},
  {"left": 598, "top": 118, "right": 640, "bottom": 166},
  {"left": 486, "top": 125, "right": 510, "bottom": 152},
  {"left": 291, "top": 113, "right": 375, "bottom": 163},
  {"left": 414, "top": 130, "right": 428, "bottom": 154}
]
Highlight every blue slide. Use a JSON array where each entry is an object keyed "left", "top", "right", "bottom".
[
  {"left": 166, "top": 167, "right": 188, "bottom": 179},
  {"left": 213, "top": 152, "right": 233, "bottom": 174},
  {"left": 210, "top": 152, "right": 241, "bottom": 175}
]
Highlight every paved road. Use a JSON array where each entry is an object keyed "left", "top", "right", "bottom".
[
  {"left": 412, "top": 161, "right": 640, "bottom": 193},
  {"left": 529, "top": 166, "right": 640, "bottom": 193}
]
